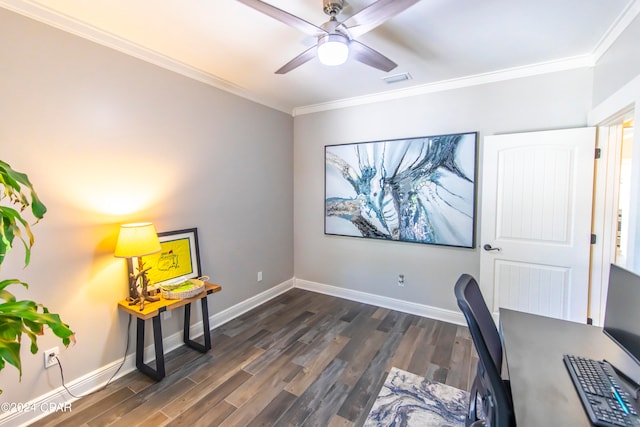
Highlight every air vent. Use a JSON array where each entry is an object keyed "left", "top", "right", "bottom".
[{"left": 382, "top": 72, "right": 412, "bottom": 84}]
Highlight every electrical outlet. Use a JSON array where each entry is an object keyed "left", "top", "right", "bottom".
[
  {"left": 257, "top": 271, "right": 263, "bottom": 282},
  {"left": 44, "top": 347, "right": 59, "bottom": 369},
  {"left": 398, "top": 274, "right": 405, "bottom": 287}
]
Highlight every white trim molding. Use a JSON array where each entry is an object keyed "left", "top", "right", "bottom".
[
  {"left": 1, "top": 275, "right": 464, "bottom": 426},
  {"left": 141, "top": 279, "right": 295, "bottom": 363},
  {"left": 294, "top": 278, "right": 466, "bottom": 326},
  {"left": 588, "top": 74, "right": 640, "bottom": 126},
  {"left": 591, "top": 0, "right": 640, "bottom": 63},
  {"left": 587, "top": 70, "right": 640, "bottom": 324},
  {"left": 293, "top": 55, "right": 593, "bottom": 116},
  {"left": 2, "top": 0, "right": 639, "bottom": 117},
  {"left": 0, "top": 355, "right": 137, "bottom": 427},
  {"left": 0, "top": 279, "right": 294, "bottom": 427},
  {"left": 0, "top": 0, "right": 291, "bottom": 115},
  {"left": 207, "top": 279, "right": 294, "bottom": 331}
]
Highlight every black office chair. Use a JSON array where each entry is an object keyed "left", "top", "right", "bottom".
[{"left": 454, "top": 274, "right": 515, "bottom": 427}]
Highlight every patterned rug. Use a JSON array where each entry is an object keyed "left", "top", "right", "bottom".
[{"left": 364, "top": 367, "right": 469, "bottom": 427}]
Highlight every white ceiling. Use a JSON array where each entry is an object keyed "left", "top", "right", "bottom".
[{"left": 2, "top": 0, "right": 638, "bottom": 114}]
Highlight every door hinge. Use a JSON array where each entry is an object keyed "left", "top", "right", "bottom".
[
  {"left": 595, "top": 148, "right": 601, "bottom": 159},
  {"left": 591, "top": 234, "right": 597, "bottom": 244}
]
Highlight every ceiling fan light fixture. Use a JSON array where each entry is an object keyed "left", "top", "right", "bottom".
[{"left": 317, "top": 34, "right": 349, "bottom": 66}]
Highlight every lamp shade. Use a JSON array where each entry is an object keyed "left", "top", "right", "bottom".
[
  {"left": 317, "top": 34, "right": 349, "bottom": 66},
  {"left": 114, "top": 222, "right": 161, "bottom": 258}
]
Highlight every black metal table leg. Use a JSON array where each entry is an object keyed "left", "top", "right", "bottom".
[
  {"left": 135, "top": 315, "right": 166, "bottom": 381},
  {"left": 201, "top": 296, "right": 211, "bottom": 350},
  {"left": 121, "top": 282, "right": 221, "bottom": 383},
  {"left": 183, "top": 295, "right": 211, "bottom": 352}
]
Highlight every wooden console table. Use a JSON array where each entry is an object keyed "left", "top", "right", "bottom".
[{"left": 117, "top": 282, "right": 222, "bottom": 380}]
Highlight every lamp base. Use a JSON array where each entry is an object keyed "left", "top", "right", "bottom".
[
  {"left": 129, "top": 263, "right": 159, "bottom": 311},
  {"left": 128, "top": 292, "right": 159, "bottom": 311}
]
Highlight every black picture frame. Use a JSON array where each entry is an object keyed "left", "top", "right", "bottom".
[
  {"left": 127, "top": 227, "right": 202, "bottom": 287},
  {"left": 325, "top": 132, "right": 478, "bottom": 248}
]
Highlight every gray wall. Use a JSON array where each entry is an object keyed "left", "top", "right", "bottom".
[
  {"left": 293, "top": 69, "right": 593, "bottom": 313},
  {"left": 0, "top": 8, "right": 293, "bottom": 403},
  {"left": 593, "top": 14, "right": 640, "bottom": 106},
  {"left": 2, "top": 1, "right": 639, "bottom": 411}
]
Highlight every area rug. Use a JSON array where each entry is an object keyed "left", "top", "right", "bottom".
[{"left": 364, "top": 367, "right": 469, "bottom": 427}]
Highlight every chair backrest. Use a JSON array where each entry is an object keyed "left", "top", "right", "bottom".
[{"left": 454, "top": 273, "right": 514, "bottom": 427}]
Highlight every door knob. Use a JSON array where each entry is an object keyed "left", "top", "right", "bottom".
[{"left": 483, "top": 244, "right": 502, "bottom": 252}]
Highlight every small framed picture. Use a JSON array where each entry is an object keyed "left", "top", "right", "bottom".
[{"left": 128, "top": 228, "right": 202, "bottom": 287}]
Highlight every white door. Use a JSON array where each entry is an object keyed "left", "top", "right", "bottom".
[{"left": 480, "top": 127, "right": 596, "bottom": 322}]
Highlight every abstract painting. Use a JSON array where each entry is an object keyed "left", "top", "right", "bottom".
[{"left": 325, "top": 132, "right": 477, "bottom": 248}]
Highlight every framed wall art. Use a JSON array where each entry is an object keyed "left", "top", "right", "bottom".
[
  {"left": 128, "top": 228, "right": 202, "bottom": 287},
  {"left": 325, "top": 132, "right": 478, "bottom": 248}
]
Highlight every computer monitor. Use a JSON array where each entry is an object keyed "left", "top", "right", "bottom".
[{"left": 603, "top": 264, "right": 640, "bottom": 365}]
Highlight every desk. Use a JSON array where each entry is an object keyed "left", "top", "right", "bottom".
[
  {"left": 117, "top": 282, "right": 222, "bottom": 380},
  {"left": 500, "top": 308, "right": 640, "bottom": 426}
]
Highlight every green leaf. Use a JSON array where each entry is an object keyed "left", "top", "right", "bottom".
[
  {"left": 0, "top": 161, "right": 46, "bottom": 268},
  {"left": 0, "top": 339, "right": 21, "bottom": 376},
  {"left": 0, "top": 300, "right": 38, "bottom": 313},
  {"left": 0, "top": 289, "right": 16, "bottom": 303},
  {"left": 23, "top": 318, "right": 45, "bottom": 346},
  {"left": 0, "top": 206, "right": 34, "bottom": 267},
  {"left": 0, "top": 300, "right": 74, "bottom": 340},
  {"left": 22, "top": 321, "right": 41, "bottom": 354},
  {"left": 0, "top": 297, "right": 75, "bottom": 384},
  {"left": 0, "top": 161, "right": 69, "bottom": 394},
  {"left": 0, "top": 161, "right": 46, "bottom": 220},
  {"left": 30, "top": 193, "right": 47, "bottom": 220},
  {"left": 0, "top": 279, "right": 27, "bottom": 292},
  {"left": 0, "top": 316, "right": 23, "bottom": 340}
]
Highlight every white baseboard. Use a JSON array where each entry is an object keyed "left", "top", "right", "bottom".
[
  {"left": 141, "top": 278, "right": 295, "bottom": 363},
  {"left": 1, "top": 278, "right": 294, "bottom": 427},
  {"left": 208, "top": 278, "right": 294, "bottom": 331},
  {"left": 1, "top": 356, "right": 138, "bottom": 427},
  {"left": 294, "top": 278, "right": 466, "bottom": 326},
  {"left": 4, "top": 277, "right": 462, "bottom": 427}
]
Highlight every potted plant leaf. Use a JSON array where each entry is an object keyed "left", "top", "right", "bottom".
[{"left": 0, "top": 160, "right": 74, "bottom": 394}]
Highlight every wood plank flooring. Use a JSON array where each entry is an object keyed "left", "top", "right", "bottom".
[{"left": 32, "top": 288, "right": 477, "bottom": 427}]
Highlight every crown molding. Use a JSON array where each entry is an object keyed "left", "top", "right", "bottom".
[
  {"left": 591, "top": 0, "right": 640, "bottom": 63},
  {"left": 588, "top": 73, "right": 640, "bottom": 125},
  {"left": 293, "top": 0, "right": 640, "bottom": 116},
  {"left": 2, "top": 0, "right": 638, "bottom": 117},
  {"left": 0, "top": 0, "right": 292, "bottom": 115},
  {"left": 293, "top": 54, "right": 593, "bottom": 116}
]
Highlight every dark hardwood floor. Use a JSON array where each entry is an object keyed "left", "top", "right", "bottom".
[{"left": 33, "top": 288, "right": 477, "bottom": 426}]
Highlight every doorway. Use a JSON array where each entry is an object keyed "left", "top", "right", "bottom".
[
  {"left": 590, "top": 113, "right": 636, "bottom": 325},
  {"left": 615, "top": 119, "right": 635, "bottom": 266}
]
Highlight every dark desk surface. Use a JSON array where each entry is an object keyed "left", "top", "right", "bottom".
[{"left": 500, "top": 308, "right": 640, "bottom": 427}]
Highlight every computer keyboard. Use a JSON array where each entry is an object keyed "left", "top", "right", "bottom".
[{"left": 564, "top": 354, "right": 640, "bottom": 427}]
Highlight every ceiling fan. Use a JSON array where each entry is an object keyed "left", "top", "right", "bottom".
[{"left": 237, "top": 0, "right": 421, "bottom": 74}]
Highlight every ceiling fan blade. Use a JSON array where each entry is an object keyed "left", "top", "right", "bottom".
[
  {"left": 276, "top": 45, "right": 318, "bottom": 74},
  {"left": 349, "top": 40, "right": 397, "bottom": 72},
  {"left": 341, "top": 0, "right": 421, "bottom": 38},
  {"left": 237, "top": 0, "right": 327, "bottom": 36}
]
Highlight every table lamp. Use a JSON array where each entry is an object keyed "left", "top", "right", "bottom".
[{"left": 114, "top": 222, "right": 162, "bottom": 310}]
